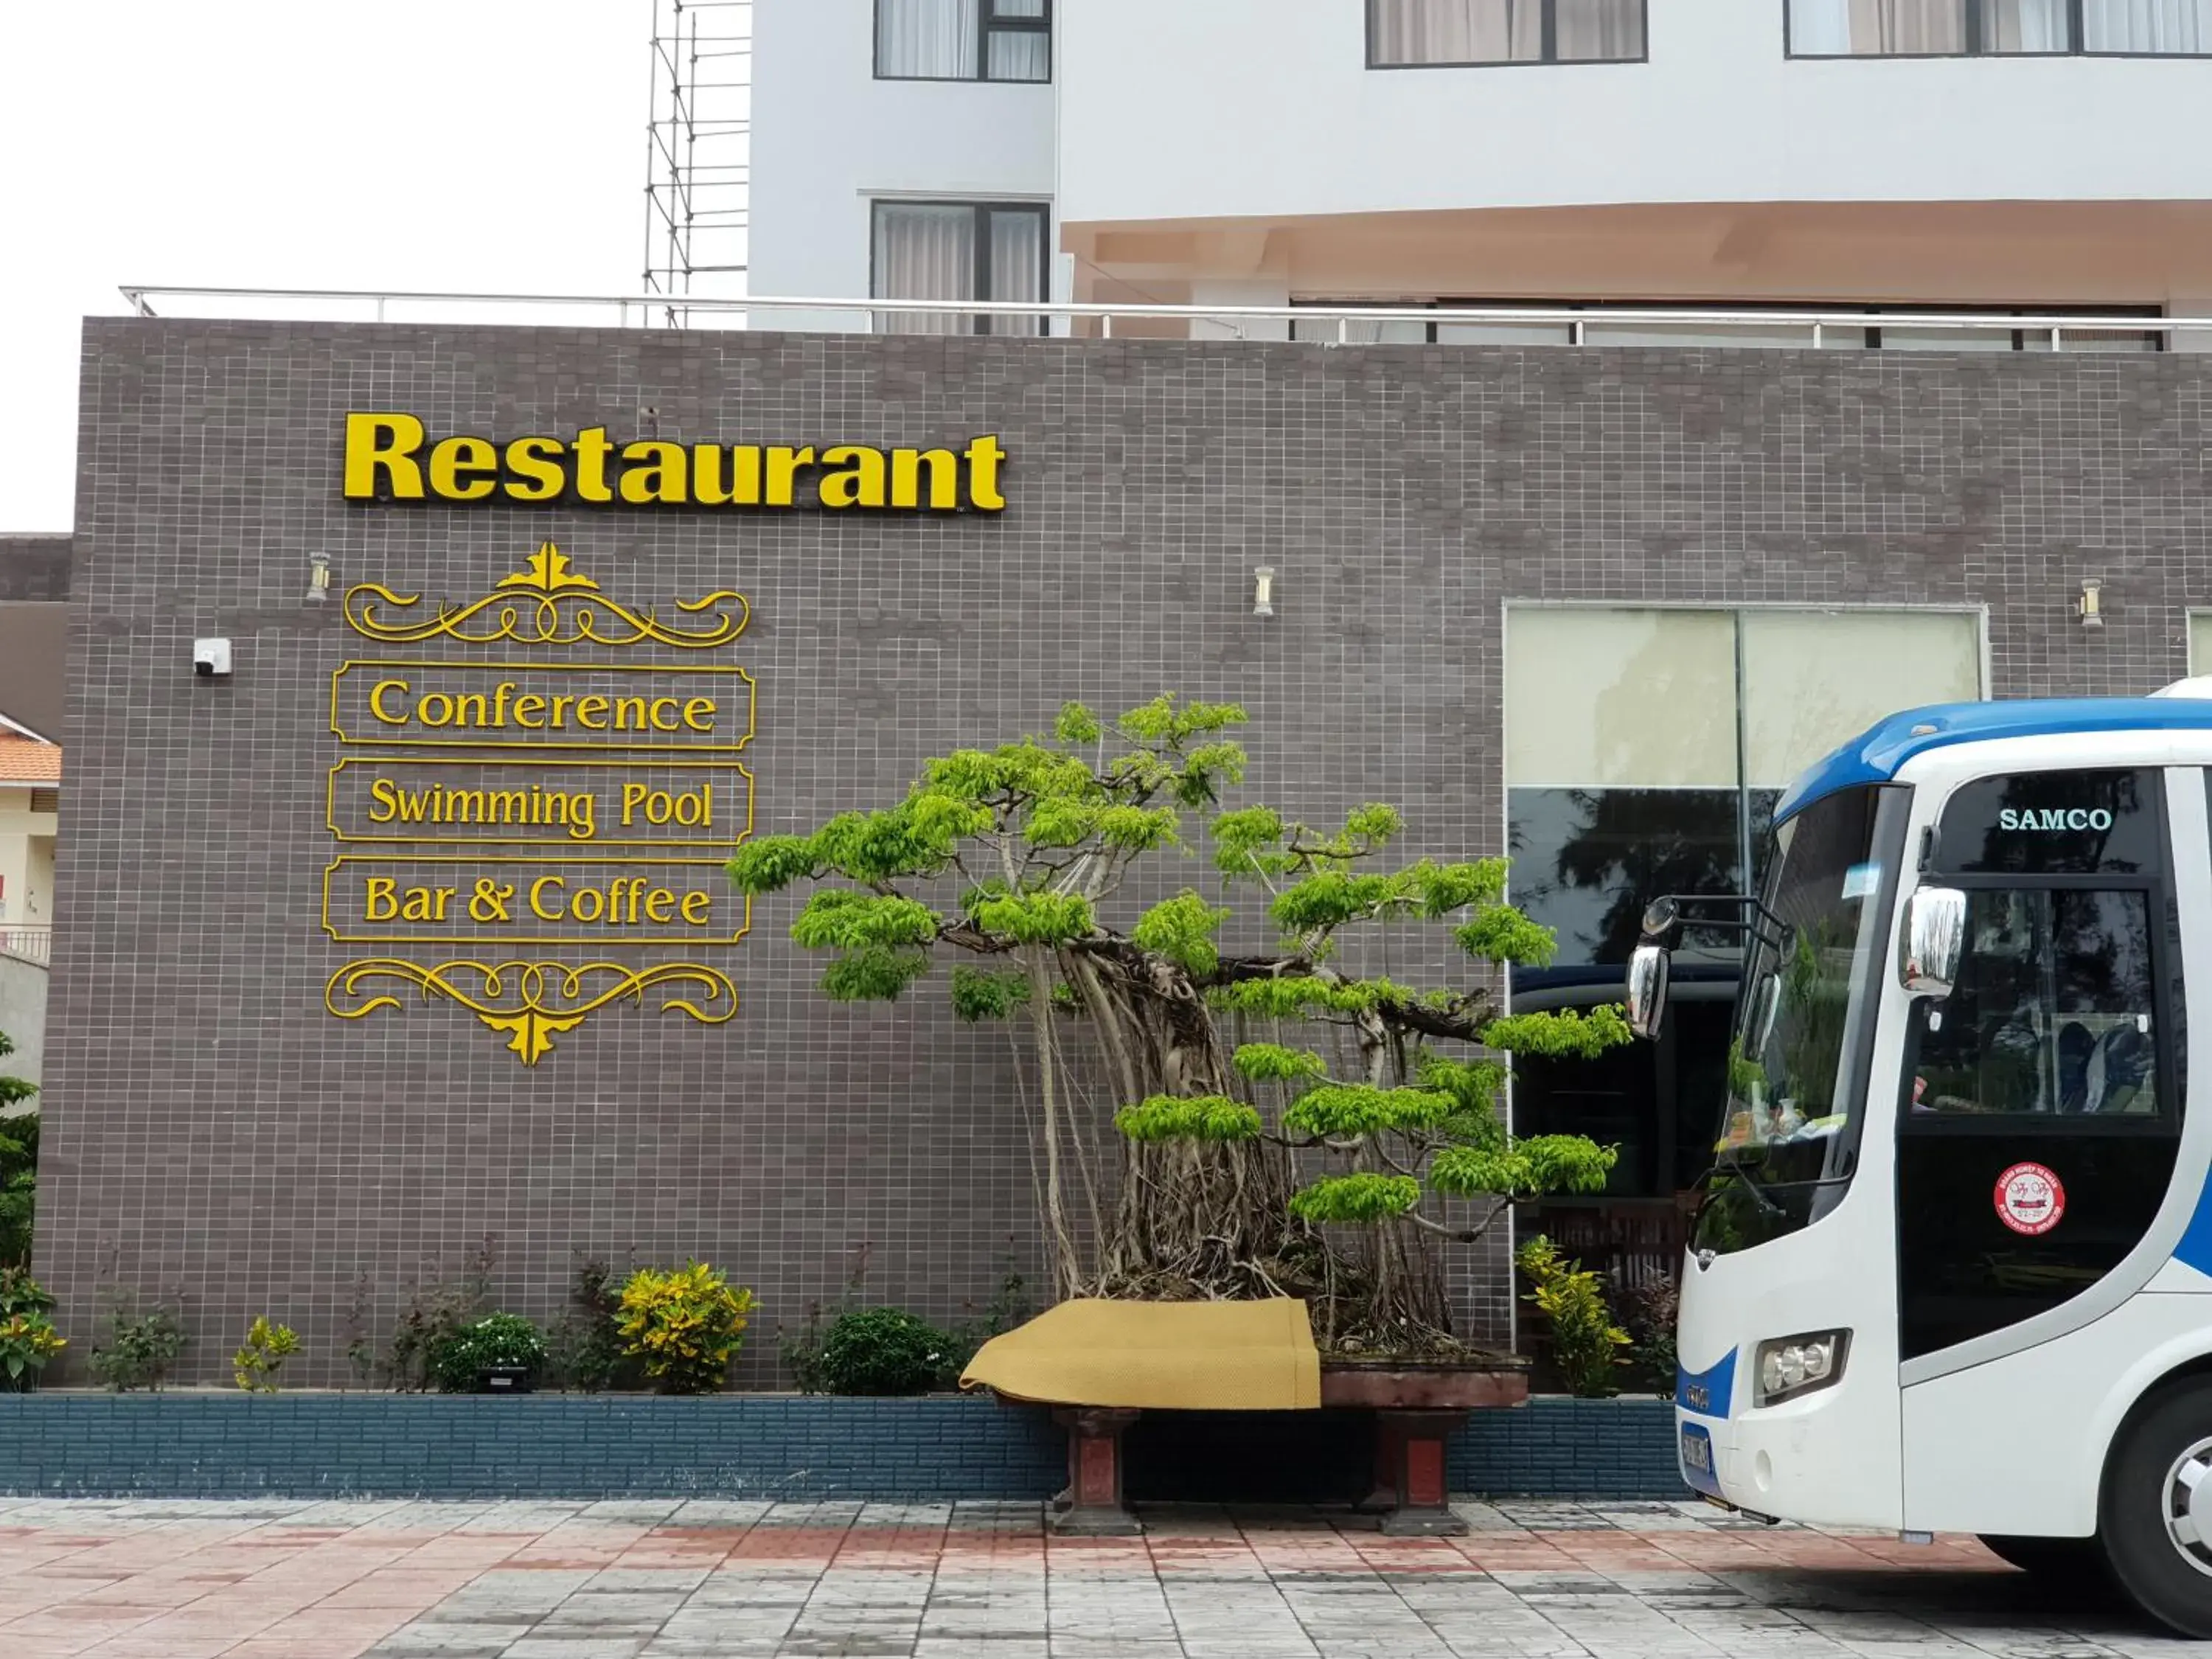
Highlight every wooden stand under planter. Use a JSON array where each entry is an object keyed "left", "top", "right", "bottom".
[
  {"left": 1048, "top": 1407, "right": 1145, "bottom": 1536},
  {"left": 1037, "top": 1365, "right": 1528, "bottom": 1537},
  {"left": 1326, "top": 1366, "right": 1529, "bottom": 1535}
]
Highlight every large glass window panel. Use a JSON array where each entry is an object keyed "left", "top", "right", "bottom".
[
  {"left": 1579, "top": 320, "right": 1818, "bottom": 349},
  {"left": 877, "top": 0, "right": 981, "bottom": 77},
  {"left": 1982, "top": 0, "right": 2072, "bottom": 48},
  {"left": 872, "top": 204, "right": 976, "bottom": 335},
  {"left": 1291, "top": 312, "right": 1433, "bottom": 344},
  {"left": 1554, "top": 0, "right": 1646, "bottom": 57},
  {"left": 1790, "top": 0, "right": 1968, "bottom": 53},
  {"left": 1372, "top": 0, "right": 1544, "bottom": 63},
  {"left": 987, "top": 29, "right": 1051, "bottom": 78},
  {"left": 1509, "top": 787, "right": 1747, "bottom": 965},
  {"left": 1740, "top": 610, "right": 1982, "bottom": 787},
  {"left": 1435, "top": 318, "right": 1576, "bottom": 345},
  {"left": 1505, "top": 608, "right": 1739, "bottom": 787},
  {"left": 2084, "top": 0, "right": 2212, "bottom": 51},
  {"left": 987, "top": 209, "right": 1045, "bottom": 334}
]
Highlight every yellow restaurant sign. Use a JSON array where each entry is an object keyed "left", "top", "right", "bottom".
[{"left": 343, "top": 413, "right": 1008, "bottom": 512}]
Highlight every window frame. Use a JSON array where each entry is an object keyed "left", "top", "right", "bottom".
[
  {"left": 1366, "top": 0, "right": 1651, "bottom": 69},
  {"left": 874, "top": 0, "right": 1054, "bottom": 83},
  {"left": 1784, "top": 0, "right": 2212, "bottom": 61},
  {"left": 867, "top": 198, "right": 1053, "bottom": 336}
]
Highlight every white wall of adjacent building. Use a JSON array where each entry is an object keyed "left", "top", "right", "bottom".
[
  {"left": 751, "top": 0, "right": 1055, "bottom": 331},
  {"left": 1058, "top": 0, "right": 2212, "bottom": 226},
  {"left": 751, "top": 0, "right": 2212, "bottom": 328}
]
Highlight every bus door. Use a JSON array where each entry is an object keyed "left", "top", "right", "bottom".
[{"left": 1896, "top": 768, "right": 2183, "bottom": 1368}]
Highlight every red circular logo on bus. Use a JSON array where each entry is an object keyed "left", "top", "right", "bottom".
[{"left": 1995, "top": 1163, "right": 2066, "bottom": 1236}]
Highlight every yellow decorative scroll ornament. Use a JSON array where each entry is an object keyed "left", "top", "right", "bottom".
[
  {"left": 344, "top": 542, "right": 748, "bottom": 649},
  {"left": 325, "top": 959, "right": 737, "bottom": 1066}
]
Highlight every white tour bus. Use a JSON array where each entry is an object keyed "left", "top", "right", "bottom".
[{"left": 1626, "top": 687, "right": 2212, "bottom": 1637}]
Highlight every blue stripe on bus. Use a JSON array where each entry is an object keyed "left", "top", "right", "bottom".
[
  {"left": 1675, "top": 1349, "right": 1735, "bottom": 1419},
  {"left": 2173, "top": 1174, "right": 2212, "bottom": 1278}
]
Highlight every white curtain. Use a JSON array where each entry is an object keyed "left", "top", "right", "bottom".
[
  {"left": 1371, "top": 0, "right": 1541, "bottom": 64},
  {"left": 987, "top": 29, "right": 1051, "bottom": 79},
  {"left": 1554, "top": 0, "right": 1645, "bottom": 58},
  {"left": 1790, "top": 0, "right": 1966, "bottom": 52},
  {"left": 878, "top": 0, "right": 981, "bottom": 77},
  {"left": 874, "top": 204, "right": 975, "bottom": 335},
  {"left": 1983, "top": 0, "right": 2070, "bottom": 49},
  {"left": 987, "top": 210, "right": 1045, "bottom": 335},
  {"left": 2084, "top": 0, "right": 2212, "bottom": 51}
]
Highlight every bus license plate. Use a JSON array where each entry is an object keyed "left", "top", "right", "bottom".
[{"left": 1679, "top": 1422, "right": 1719, "bottom": 1495}]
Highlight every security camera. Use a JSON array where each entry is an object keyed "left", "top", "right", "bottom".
[{"left": 193, "top": 638, "right": 233, "bottom": 678}]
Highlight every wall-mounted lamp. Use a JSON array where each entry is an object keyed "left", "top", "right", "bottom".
[
  {"left": 306, "top": 552, "right": 333, "bottom": 603},
  {"left": 1253, "top": 566, "right": 1276, "bottom": 618},
  {"left": 2078, "top": 579, "right": 2104, "bottom": 630}
]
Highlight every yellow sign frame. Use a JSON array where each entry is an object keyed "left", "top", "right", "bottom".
[
  {"left": 327, "top": 757, "right": 755, "bottom": 850},
  {"left": 322, "top": 855, "right": 753, "bottom": 947},
  {"left": 329, "top": 660, "right": 757, "bottom": 753}
]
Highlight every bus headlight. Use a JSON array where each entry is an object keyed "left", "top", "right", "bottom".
[{"left": 1755, "top": 1330, "right": 1850, "bottom": 1406}]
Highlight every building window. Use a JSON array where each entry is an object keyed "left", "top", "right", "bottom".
[
  {"left": 1368, "top": 0, "right": 1646, "bottom": 65},
  {"left": 1501, "top": 605, "right": 1985, "bottom": 1219},
  {"left": 876, "top": 0, "right": 1051, "bottom": 81},
  {"left": 871, "top": 201, "right": 1048, "bottom": 335},
  {"left": 1788, "top": 0, "right": 2212, "bottom": 56}
]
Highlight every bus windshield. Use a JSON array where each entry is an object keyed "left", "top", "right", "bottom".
[{"left": 1694, "top": 783, "right": 1909, "bottom": 1255}]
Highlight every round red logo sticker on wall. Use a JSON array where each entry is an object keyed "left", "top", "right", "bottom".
[{"left": 1994, "top": 1163, "right": 2066, "bottom": 1237}]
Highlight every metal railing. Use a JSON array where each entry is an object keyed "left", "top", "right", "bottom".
[{"left": 114, "top": 285, "right": 2212, "bottom": 349}]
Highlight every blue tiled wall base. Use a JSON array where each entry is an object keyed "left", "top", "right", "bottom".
[{"left": 0, "top": 1394, "right": 1683, "bottom": 1503}]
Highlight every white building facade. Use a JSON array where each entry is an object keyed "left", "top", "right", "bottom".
[{"left": 751, "top": 0, "right": 2212, "bottom": 339}]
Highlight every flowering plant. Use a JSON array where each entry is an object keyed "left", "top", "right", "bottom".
[{"left": 615, "top": 1262, "right": 755, "bottom": 1394}]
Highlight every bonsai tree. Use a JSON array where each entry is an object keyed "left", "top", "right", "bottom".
[{"left": 731, "top": 696, "right": 1627, "bottom": 1355}]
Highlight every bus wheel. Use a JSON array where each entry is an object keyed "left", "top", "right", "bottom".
[
  {"left": 1978, "top": 1535, "right": 2103, "bottom": 1579},
  {"left": 2101, "top": 1384, "right": 2212, "bottom": 1638}
]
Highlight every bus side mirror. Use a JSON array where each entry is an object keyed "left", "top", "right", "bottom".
[
  {"left": 1627, "top": 944, "right": 1670, "bottom": 1040},
  {"left": 1899, "top": 886, "right": 1966, "bottom": 998}
]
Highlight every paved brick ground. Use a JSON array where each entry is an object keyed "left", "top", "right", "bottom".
[{"left": 0, "top": 1497, "right": 2187, "bottom": 1658}]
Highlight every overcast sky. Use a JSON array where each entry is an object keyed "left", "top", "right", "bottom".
[{"left": 0, "top": 2, "right": 650, "bottom": 531}]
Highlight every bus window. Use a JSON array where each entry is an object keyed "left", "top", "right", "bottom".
[
  {"left": 1935, "top": 768, "right": 2160, "bottom": 877},
  {"left": 1910, "top": 889, "right": 2160, "bottom": 1119}
]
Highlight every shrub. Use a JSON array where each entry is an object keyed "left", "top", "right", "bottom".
[
  {"left": 546, "top": 1253, "right": 626, "bottom": 1393},
  {"left": 232, "top": 1317, "right": 300, "bottom": 1393},
  {"left": 818, "top": 1308, "right": 953, "bottom": 1396},
  {"left": 88, "top": 1304, "right": 187, "bottom": 1392},
  {"left": 0, "top": 1271, "right": 63, "bottom": 1391},
  {"left": 430, "top": 1312, "right": 548, "bottom": 1393},
  {"left": 1622, "top": 1277, "right": 1679, "bottom": 1399},
  {"left": 616, "top": 1262, "right": 755, "bottom": 1394},
  {"left": 1516, "top": 1235, "right": 1628, "bottom": 1399},
  {"left": 386, "top": 1236, "right": 498, "bottom": 1392},
  {"left": 0, "top": 1107, "right": 38, "bottom": 1270}
]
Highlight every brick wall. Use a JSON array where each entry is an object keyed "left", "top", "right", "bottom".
[{"left": 35, "top": 322, "right": 2212, "bottom": 1386}]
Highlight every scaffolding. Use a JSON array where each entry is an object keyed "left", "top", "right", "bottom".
[{"left": 643, "top": 0, "right": 752, "bottom": 324}]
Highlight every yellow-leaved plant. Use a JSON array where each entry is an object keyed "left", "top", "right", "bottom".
[
  {"left": 232, "top": 1316, "right": 300, "bottom": 1394},
  {"left": 615, "top": 1262, "right": 756, "bottom": 1394}
]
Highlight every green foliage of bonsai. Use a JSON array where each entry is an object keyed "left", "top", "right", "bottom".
[
  {"left": 818, "top": 1307, "right": 954, "bottom": 1396},
  {"left": 1517, "top": 1236, "right": 1630, "bottom": 1398},
  {"left": 232, "top": 1317, "right": 301, "bottom": 1393},
  {"left": 732, "top": 695, "right": 1628, "bottom": 1357},
  {"left": 431, "top": 1312, "right": 549, "bottom": 1393}
]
